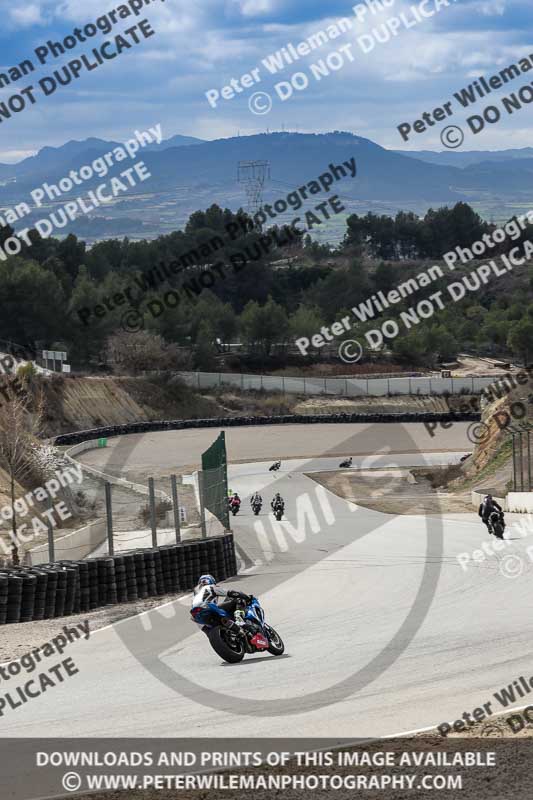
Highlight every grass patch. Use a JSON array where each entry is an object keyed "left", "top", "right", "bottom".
[{"left": 454, "top": 439, "right": 514, "bottom": 492}]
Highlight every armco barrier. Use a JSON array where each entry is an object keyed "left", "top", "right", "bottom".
[
  {"left": 0, "top": 534, "right": 236, "bottom": 625},
  {"left": 54, "top": 411, "right": 480, "bottom": 446}
]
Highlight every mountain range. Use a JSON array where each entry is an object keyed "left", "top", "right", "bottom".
[{"left": 1, "top": 131, "right": 531, "bottom": 243}]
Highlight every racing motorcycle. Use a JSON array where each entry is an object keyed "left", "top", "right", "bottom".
[
  {"left": 191, "top": 596, "right": 285, "bottom": 663},
  {"left": 269, "top": 460, "right": 281, "bottom": 472},
  {"left": 229, "top": 498, "right": 241, "bottom": 517},
  {"left": 251, "top": 500, "right": 262, "bottom": 516},
  {"left": 339, "top": 457, "right": 353, "bottom": 468},
  {"left": 272, "top": 501, "right": 284, "bottom": 521},
  {"left": 488, "top": 509, "right": 505, "bottom": 539}
]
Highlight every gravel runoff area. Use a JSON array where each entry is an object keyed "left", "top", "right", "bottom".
[
  {"left": 0, "top": 592, "right": 189, "bottom": 663},
  {"left": 310, "top": 468, "right": 474, "bottom": 515}
]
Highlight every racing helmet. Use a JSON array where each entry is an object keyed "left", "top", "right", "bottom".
[{"left": 197, "top": 574, "right": 216, "bottom": 587}]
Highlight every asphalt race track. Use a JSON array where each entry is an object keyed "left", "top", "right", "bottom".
[{"left": 2, "top": 422, "right": 533, "bottom": 739}]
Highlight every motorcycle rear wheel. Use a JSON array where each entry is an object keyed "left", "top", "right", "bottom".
[
  {"left": 493, "top": 522, "right": 504, "bottom": 539},
  {"left": 208, "top": 626, "right": 245, "bottom": 663},
  {"left": 265, "top": 625, "right": 285, "bottom": 656}
]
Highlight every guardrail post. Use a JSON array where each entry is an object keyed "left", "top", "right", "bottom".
[
  {"left": 47, "top": 493, "right": 55, "bottom": 562},
  {"left": 527, "top": 428, "right": 531, "bottom": 492},
  {"left": 148, "top": 477, "right": 158, "bottom": 548},
  {"left": 519, "top": 432, "right": 525, "bottom": 492},
  {"left": 171, "top": 474, "right": 181, "bottom": 544},
  {"left": 511, "top": 434, "right": 517, "bottom": 491},
  {"left": 105, "top": 482, "right": 114, "bottom": 556},
  {"left": 198, "top": 471, "right": 207, "bottom": 539}
]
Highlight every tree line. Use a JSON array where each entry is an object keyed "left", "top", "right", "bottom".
[{"left": 0, "top": 200, "right": 532, "bottom": 370}]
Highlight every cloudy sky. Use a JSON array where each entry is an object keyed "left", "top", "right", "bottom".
[{"left": 0, "top": 0, "right": 530, "bottom": 161}]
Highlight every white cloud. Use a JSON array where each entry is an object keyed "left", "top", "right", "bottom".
[
  {"left": 9, "top": 3, "right": 43, "bottom": 27},
  {"left": 477, "top": 0, "right": 507, "bottom": 16},
  {"left": 232, "top": 0, "right": 276, "bottom": 17}
]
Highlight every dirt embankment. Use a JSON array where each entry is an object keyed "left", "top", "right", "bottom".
[
  {"left": 448, "top": 373, "right": 533, "bottom": 494},
  {"left": 41, "top": 375, "right": 223, "bottom": 437},
  {"left": 36, "top": 376, "right": 479, "bottom": 438}
]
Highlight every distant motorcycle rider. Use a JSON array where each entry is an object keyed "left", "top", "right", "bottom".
[
  {"left": 229, "top": 493, "right": 241, "bottom": 509},
  {"left": 478, "top": 494, "right": 504, "bottom": 533},
  {"left": 191, "top": 575, "right": 253, "bottom": 631},
  {"left": 250, "top": 491, "right": 262, "bottom": 507},
  {"left": 271, "top": 492, "right": 284, "bottom": 512}
]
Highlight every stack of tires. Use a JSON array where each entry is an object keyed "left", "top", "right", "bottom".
[
  {"left": 0, "top": 534, "right": 237, "bottom": 625},
  {"left": 53, "top": 409, "right": 480, "bottom": 446},
  {"left": 0, "top": 573, "right": 8, "bottom": 624}
]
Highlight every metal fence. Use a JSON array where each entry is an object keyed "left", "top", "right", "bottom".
[
  {"left": 180, "top": 371, "right": 496, "bottom": 397},
  {"left": 508, "top": 424, "right": 533, "bottom": 492},
  {"left": 99, "top": 471, "right": 227, "bottom": 557}
]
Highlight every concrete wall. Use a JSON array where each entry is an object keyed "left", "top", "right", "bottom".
[
  {"left": 27, "top": 520, "right": 107, "bottom": 565},
  {"left": 181, "top": 372, "right": 495, "bottom": 397},
  {"left": 471, "top": 489, "right": 508, "bottom": 511},
  {"left": 506, "top": 493, "right": 533, "bottom": 513},
  {"left": 65, "top": 439, "right": 170, "bottom": 501},
  {"left": 472, "top": 490, "right": 533, "bottom": 513}
]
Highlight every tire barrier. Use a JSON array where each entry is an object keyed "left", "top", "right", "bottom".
[
  {"left": 0, "top": 534, "right": 235, "bottom": 626},
  {"left": 54, "top": 410, "right": 480, "bottom": 446}
]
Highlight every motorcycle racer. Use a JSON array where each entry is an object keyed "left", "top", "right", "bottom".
[
  {"left": 478, "top": 494, "right": 504, "bottom": 534},
  {"left": 229, "top": 493, "right": 241, "bottom": 510},
  {"left": 271, "top": 492, "right": 284, "bottom": 511},
  {"left": 250, "top": 491, "right": 262, "bottom": 506},
  {"left": 191, "top": 575, "right": 252, "bottom": 631}
]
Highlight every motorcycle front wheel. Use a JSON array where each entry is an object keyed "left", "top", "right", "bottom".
[
  {"left": 208, "top": 626, "right": 245, "bottom": 663},
  {"left": 265, "top": 625, "right": 285, "bottom": 656}
]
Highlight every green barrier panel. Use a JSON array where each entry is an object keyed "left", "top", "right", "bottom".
[{"left": 201, "top": 432, "right": 230, "bottom": 530}]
